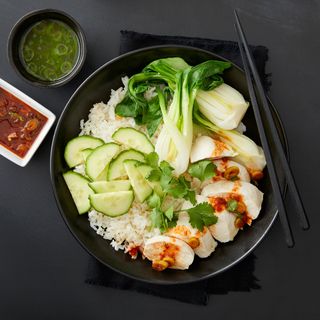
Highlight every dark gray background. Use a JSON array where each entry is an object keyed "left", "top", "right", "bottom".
[{"left": 1, "top": 0, "right": 319, "bottom": 319}]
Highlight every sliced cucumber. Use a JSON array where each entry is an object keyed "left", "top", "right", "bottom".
[
  {"left": 89, "top": 191, "right": 134, "bottom": 217},
  {"left": 112, "top": 127, "right": 154, "bottom": 154},
  {"left": 88, "top": 180, "right": 132, "bottom": 193},
  {"left": 93, "top": 164, "right": 109, "bottom": 182},
  {"left": 64, "top": 135, "right": 104, "bottom": 168},
  {"left": 82, "top": 148, "right": 93, "bottom": 160},
  {"left": 107, "top": 149, "right": 145, "bottom": 181},
  {"left": 63, "top": 171, "right": 94, "bottom": 214},
  {"left": 123, "top": 159, "right": 153, "bottom": 203},
  {"left": 85, "top": 143, "right": 120, "bottom": 180},
  {"left": 136, "top": 164, "right": 164, "bottom": 197}
]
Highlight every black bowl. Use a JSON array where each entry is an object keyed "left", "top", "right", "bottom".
[
  {"left": 50, "top": 45, "right": 288, "bottom": 284},
  {"left": 7, "top": 8, "right": 87, "bottom": 89}
]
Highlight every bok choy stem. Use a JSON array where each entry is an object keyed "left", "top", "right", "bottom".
[{"left": 193, "top": 101, "right": 266, "bottom": 173}]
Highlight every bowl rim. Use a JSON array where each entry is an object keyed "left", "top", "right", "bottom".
[
  {"left": 0, "top": 78, "right": 56, "bottom": 166},
  {"left": 50, "top": 44, "right": 289, "bottom": 284},
  {"left": 7, "top": 8, "right": 87, "bottom": 89}
]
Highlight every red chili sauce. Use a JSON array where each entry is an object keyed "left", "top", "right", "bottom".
[
  {"left": 209, "top": 194, "right": 251, "bottom": 226},
  {"left": 0, "top": 87, "right": 47, "bottom": 158}
]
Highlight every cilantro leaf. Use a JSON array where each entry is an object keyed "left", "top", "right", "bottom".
[
  {"left": 164, "top": 204, "right": 174, "bottom": 220},
  {"left": 145, "top": 152, "right": 219, "bottom": 233},
  {"left": 146, "top": 190, "right": 161, "bottom": 209},
  {"left": 146, "top": 169, "right": 161, "bottom": 182},
  {"left": 149, "top": 207, "right": 163, "bottom": 231},
  {"left": 183, "top": 190, "right": 196, "bottom": 206},
  {"left": 178, "top": 176, "right": 191, "bottom": 189},
  {"left": 159, "top": 160, "right": 174, "bottom": 171},
  {"left": 167, "top": 214, "right": 178, "bottom": 229},
  {"left": 159, "top": 166, "right": 173, "bottom": 189},
  {"left": 149, "top": 205, "right": 177, "bottom": 234},
  {"left": 188, "top": 160, "right": 216, "bottom": 184},
  {"left": 226, "top": 199, "right": 238, "bottom": 213},
  {"left": 185, "top": 202, "right": 217, "bottom": 232},
  {"left": 144, "top": 152, "right": 160, "bottom": 171}
]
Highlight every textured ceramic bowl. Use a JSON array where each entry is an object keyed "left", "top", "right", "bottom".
[
  {"left": 50, "top": 45, "right": 288, "bottom": 284},
  {"left": 7, "top": 9, "right": 87, "bottom": 89}
]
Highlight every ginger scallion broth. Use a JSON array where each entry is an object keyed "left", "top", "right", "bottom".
[{"left": 19, "top": 19, "right": 79, "bottom": 82}]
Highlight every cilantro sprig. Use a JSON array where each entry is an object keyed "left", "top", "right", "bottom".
[
  {"left": 226, "top": 199, "right": 242, "bottom": 218},
  {"left": 141, "top": 152, "right": 218, "bottom": 233}
]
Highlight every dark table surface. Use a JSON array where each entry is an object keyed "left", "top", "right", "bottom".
[{"left": 1, "top": 1, "right": 319, "bottom": 319}]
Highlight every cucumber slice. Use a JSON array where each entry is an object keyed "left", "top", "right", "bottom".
[
  {"left": 89, "top": 191, "right": 134, "bottom": 217},
  {"left": 63, "top": 171, "right": 94, "bottom": 214},
  {"left": 136, "top": 164, "right": 164, "bottom": 197},
  {"left": 123, "top": 159, "right": 153, "bottom": 203},
  {"left": 64, "top": 135, "right": 104, "bottom": 168},
  {"left": 93, "top": 164, "right": 109, "bottom": 182},
  {"left": 88, "top": 180, "right": 132, "bottom": 193},
  {"left": 107, "top": 149, "right": 145, "bottom": 181},
  {"left": 85, "top": 143, "right": 120, "bottom": 180},
  {"left": 82, "top": 148, "right": 93, "bottom": 160},
  {"left": 112, "top": 127, "right": 154, "bottom": 154}
]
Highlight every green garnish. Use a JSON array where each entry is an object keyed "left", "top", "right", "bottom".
[
  {"left": 142, "top": 152, "right": 217, "bottom": 233},
  {"left": 8, "top": 112, "right": 24, "bottom": 121},
  {"left": 226, "top": 199, "right": 242, "bottom": 218},
  {"left": 188, "top": 160, "right": 217, "bottom": 188}
]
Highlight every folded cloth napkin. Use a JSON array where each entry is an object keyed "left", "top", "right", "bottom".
[
  {"left": 86, "top": 30, "right": 270, "bottom": 306},
  {"left": 119, "top": 30, "right": 271, "bottom": 91},
  {"left": 86, "top": 253, "right": 260, "bottom": 306}
]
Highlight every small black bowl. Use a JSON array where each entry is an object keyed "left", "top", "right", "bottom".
[{"left": 7, "top": 9, "right": 87, "bottom": 89}]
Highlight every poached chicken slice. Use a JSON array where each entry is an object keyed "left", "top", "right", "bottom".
[{"left": 143, "top": 235, "right": 194, "bottom": 270}]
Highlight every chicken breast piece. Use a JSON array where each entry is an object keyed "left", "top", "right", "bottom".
[
  {"left": 190, "top": 135, "right": 238, "bottom": 163},
  {"left": 213, "top": 159, "right": 250, "bottom": 183},
  {"left": 185, "top": 195, "right": 238, "bottom": 243},
  {"left": 166, "top": 199, "right": 217, "bottom": 258},
  {"left": 208, "top": 210, "right": 239, "bottom": 243},
  {"left": 143, "top": 235, "right": 194, "bottom": 270},
  {"left": 201, "top": 180, "right": 263, "bottom": 225}
]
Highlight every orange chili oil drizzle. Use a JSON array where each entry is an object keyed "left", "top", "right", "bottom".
[{"left": 0, "top": 87, "right": 48, "bottom": 158}]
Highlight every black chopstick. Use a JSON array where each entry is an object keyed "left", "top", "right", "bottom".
[
  {"left": 234, "top": 12, "right": 309, "bottom": 246},
  {"left": 233, "top": 24, "right": 293, "bottom": 247}
]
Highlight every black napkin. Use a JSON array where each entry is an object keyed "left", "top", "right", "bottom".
[
  {"left": 86, "top": 253, "right": 260, "bottom": 305},
  {"left": 119, "top": 30, "right": 271, "bottom": 91},
  {"left": 86, "top": 30, "right": 270, "bottom": 305}
]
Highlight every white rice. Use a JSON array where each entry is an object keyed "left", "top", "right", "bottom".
[{"left": 75, "top": 77, "right": 184, "bottom": 253}]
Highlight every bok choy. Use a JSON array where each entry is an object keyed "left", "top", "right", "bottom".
[
  {"left": 115, "top": 58, "right": 191, "bottom": 137},
  {"left": 193, "top": 102, "right": 266, "bottom": 173},
  {"left": 154, "top": 60, "right": 231, "bottom": 176},
  {"left": 115, "top": 57, "right": 231, "bottom": 176},
  {"left": 196, "top": 83, "right": 249, "bottom": 130}
]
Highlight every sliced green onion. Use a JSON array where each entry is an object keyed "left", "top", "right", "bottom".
[
  {"left": 44, "top": 68, "right": 58, "bottom": 81},
  {"left": 52, "top": 31, "right": 62, "bottom": 41},
  {"left": 33, "top": 21, "right": 46, "bottom": 35},
  {"left": 27, "top": 62, "right": 37, "bottom": 73},
  {"left": 53, "top": 43, "right": 68, "bottom": 55},
  {"left": 46, "top": 59, "right": 55, "bottom": 66},
  {"left": 22, "top": 46, "right": 34, "bottom": 61},
  {"left": 60, "top": 61, "right": 73, "bottom": 74}
]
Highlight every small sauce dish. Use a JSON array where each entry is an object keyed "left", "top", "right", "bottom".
[
  {"left": 0, "top": 78, "right": 56, "bottom": 166},
  {"left": 7, "top": 9, "right": 87, "bottom": 89}
]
